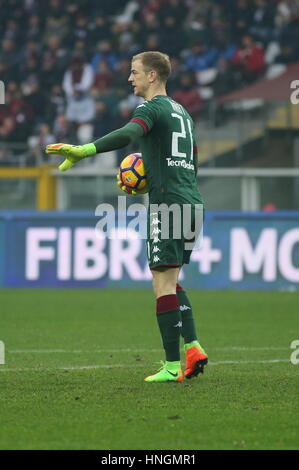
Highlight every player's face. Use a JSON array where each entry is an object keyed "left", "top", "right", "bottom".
[{"left": 128, "top": 59, "right": 151, "bottom": 98}]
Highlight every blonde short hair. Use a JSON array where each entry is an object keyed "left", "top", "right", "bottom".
[{"left": 132, "top": 51, "right": 171, "bottom": 83}]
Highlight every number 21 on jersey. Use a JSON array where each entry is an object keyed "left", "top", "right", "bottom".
[{"left": 171, "top": 113, "right": 193, "bottom": 161}]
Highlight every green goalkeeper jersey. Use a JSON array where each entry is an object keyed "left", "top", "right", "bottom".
[{"left": 131, "top": 95, "right": 203, "bottom": 205}]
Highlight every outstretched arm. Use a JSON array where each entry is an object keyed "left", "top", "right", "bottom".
[{"left": 46, "top": 121, "right": 144, "bottom": 171}]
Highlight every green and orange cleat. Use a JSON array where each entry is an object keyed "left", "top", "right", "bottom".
[
  {"left": 184, "top": 341, "right": 208, "bottom": 379},
  {"left": 144, "top": 361, "right": 184, "bottom": 383}
]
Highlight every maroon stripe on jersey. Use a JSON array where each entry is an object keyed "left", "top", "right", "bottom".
[
  {"left": 130, "top": 118, "right": 149, "bottom": 135},
  {"left": 156, "top": 294, "right": 179, "bottom": 314},
  {"left": 176, "top": 283, "right": 184, "bottom": 292},
  {"left": 193, "top": 145, "right": 198, "bottom": 154}
]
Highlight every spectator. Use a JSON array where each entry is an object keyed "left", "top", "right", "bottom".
[
  {"left": 28, "top": 123, "right": 56, "bottom": 165},
  {"left": 18, "top": 56, "right": 40, "bottom": 85},
  {"left": 6, "top": 85, "right": 34, "bottom": 141},
  {"left": 111, "top": 58, "right": 131, "bottom": 99},
  {"left": 144, "top": 33, "right": 160, "bottom": 52},
  {"left": 213, "top": 58, "right": 240, "bottom": 96},
  {"left": 94, "top": 60, "right": 113, "bottom": 93},
  {"left": 62, "top": 54, "right": 95, "bottom": 143},
  {"left": 63, "top": 55, "right": 94, "bottom": 101},
  {"left": 184, "top": 14, "right": 211, "bottom": 48},
  {"left": 93, "top": 101, "right": 112, "bottom": 138},
  {"left": 172, "top": 73, "right": 202, "bottom": 118},
  {"left": 0, "top": 116, "right": 16, "bottom": 143},
  {"left": 90, "top": 84, "right": 121, "bottom": 118},
  {"left": 250, "top": 0, "right": 277, "bottom": 44},
  {"left": 89, "top": 16, "right": 111, "bottom": 45},
  {"left": 45, "top": 85, "right": 65, "bottom": 123},
  {"left": 53, "top": 114, "right": 72, "bottom": 142},
  {"left": 43, "top": 15, "right": 69, "bottom": 45},
  {"left": 0, "top": 97, "right": 16, "bottom": 142},
  {"left": 42, "top": 36, "right": 68, "bottom": 73},
  {"left": 91, "top": 40, "right": 119, "bottom": 73},
  {"left": 69, "top": 14, "right": 91, "bottom": 48},
  {"left": 40, "top": 57, "right": 64, "bottom": 91},
  {"left": 275, "top": 45, "right": 298, "bottom": 64},
  {"left": 232, "top": 34, "right": 265, "bottom": 83},
  {"left": 0, "top": 39, "right": 19, "bottom": 70},
  {"left": 137, "top": 12, "right": 161, "bottom": 49},
  {"left": 160, "top": 0, "right": 187, "bottom": 24},
  {"left": 279, "top": 12, "right": 299, "bottom": 56},
  {"left": 230, "top": 0, "right": 253, "bottom": 42},
  {"left": 210, "top": 17, "right": 231, "bottom": 45},
  {"left": 160, "top": 16, "right": 185, "bottom": 58},
  {"left": 47, "top": 0, "right": 67, "bottom": 19},
  {"left": 21, "top": 40, "right": 41, "bottom": 63},
  {"left": 185, "top": 43, "right": 218, "bottom": 72},
  {"left": 73, "top": 39, "right": 88, "bottom": 57},
  {"left": 23, "top": 79, "right": 47, "bottom": 125},
  {"left": 3, "top": 19, "right": 22, "bottom": 45},
  {"left": 165, "top": 57, "right": 182, "bottom": 95},
  {"left": 111, "top": 20, "right": 137, "bottom": 55},
  {"left": 139, "top": 0, "right": 161, "bottom": 21},
  {"left": 25, "top": 15, "right": 43, "bottom": 43},
  {"left": 0, "top": 61, "right": 15, "bottom": 83},
  {"left": 214, "top": 38, "right": 237, "bottom": 62}
]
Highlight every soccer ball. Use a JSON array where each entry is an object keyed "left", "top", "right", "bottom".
[{"left": 118, "top": 153, "right": 148, "bottom": 194}]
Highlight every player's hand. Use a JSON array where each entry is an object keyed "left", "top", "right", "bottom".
[
  {"left": 117, "top": 173, "right": 133, "bottom": 194},
  {"left": 45, "top": 143, "right": 85, "bottom": 171},
  {"left": 117, "top": 174, "right": 148, "bottom": 195}
]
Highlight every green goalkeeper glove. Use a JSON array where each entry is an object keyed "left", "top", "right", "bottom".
[{"left": 45, "top": 143, "right": 96, "bottom": 171}]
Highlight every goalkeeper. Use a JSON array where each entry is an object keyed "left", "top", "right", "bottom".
[{"left": 46, "top": 51, "right": 208, "bottom": 383}]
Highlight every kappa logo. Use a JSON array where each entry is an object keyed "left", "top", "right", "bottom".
[
  {"left": 152, "top": 227, "right": 161, "bottom": 235},
  {"left": 151, "top": 217, "right": 160, "bottom": 225},
  {"left": 174, "top": 321, "right": 183, "bottom": 328},
  {"left": 153, "top": 255, "right": 160, "bottom": 262},
  {"left": 152, "top": 246, "right": 160, "bottom": 253},
  {"left": 153, "top": 237, "right": 160, "bottom": 243},
  {"left": 180, "top": 305, "right": 191, "bottom": 312}
]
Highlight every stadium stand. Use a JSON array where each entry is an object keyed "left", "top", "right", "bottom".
[{"left": 0, "top": 0, "right": 298, "bottom": 167}]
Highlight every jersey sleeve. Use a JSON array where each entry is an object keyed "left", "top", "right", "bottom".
[{"left": 130, "top": 101, "right": 159, "bottom": 135}]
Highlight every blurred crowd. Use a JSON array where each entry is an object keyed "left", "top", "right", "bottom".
[{"left": 0, "top": 0, "right": 299, "bottom": 164}]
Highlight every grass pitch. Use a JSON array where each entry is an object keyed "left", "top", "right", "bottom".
[{"left": 0, "top": 289, "right": 298, "bottom": 450}]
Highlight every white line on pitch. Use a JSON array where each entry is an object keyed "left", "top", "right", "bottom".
[
  {"left": 0, "top": 364, "right": 145, "bottom": 372},
  {"left": 7, "top": 347, "right": 289, "bottom": 354},
  {"left": 0, "top": 358, "right": 290, "bottom": 372}
]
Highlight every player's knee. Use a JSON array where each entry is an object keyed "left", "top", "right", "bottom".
[{"left": 155, "top": 282, "right": 176, "bottom": 299}]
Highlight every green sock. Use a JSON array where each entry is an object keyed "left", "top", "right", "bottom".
[
  {"left": 185, "top": 340, "right": 201, "bottom": 351},
  {"left": 166, "top": 360, "right": 181, "bottom": 371},
  {"left": 176, "top": 287, "right": 198, "bottom": 344},
  {"left": 156, "top": 295, "right": 182, "bottom": 362}
]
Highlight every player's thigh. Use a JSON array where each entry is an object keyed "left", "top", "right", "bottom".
[
  {"left": 151, "top": 266, "right": 180, "bottom": 299},
  {"left": 182, "top": 204, "right": 204, "bottom": 264},
  {"left": 147, "top": 207, "right": 184, "bottom": 269}
]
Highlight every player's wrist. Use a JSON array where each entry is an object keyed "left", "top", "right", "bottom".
[{"left": 81, "top": 143, "right": 97, "bottom": 158}]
